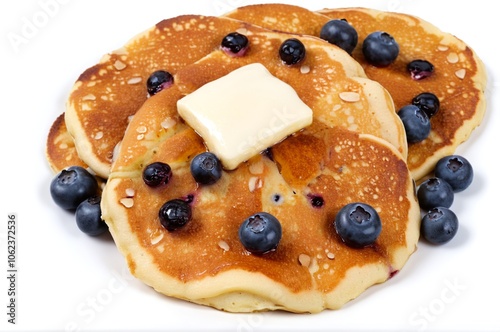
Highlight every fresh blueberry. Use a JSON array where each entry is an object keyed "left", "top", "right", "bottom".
[
  {"left": 147, "top": 70, "right": 174, "bottom": 96},
  {"left": 279, "top": 38, "right": 306, "bottom": 65},
  {"left": 397, "top": 105, "right": 431, "bottom": 143},
  {"left": 407, "top": 60, "right": 434, "bottom": 80},
  {"left": 362, "top": 31, "right": 399, "bottom": 67},
  {"left": 412, "top": 92, "right": 440, "bottom": 118},
  {"left": 421, "top": 207, "right": 459, "bottom": 244},
  {"left": 334, "top": 203, "right": 382, "bottom": 248},
  {"left": 434, "top": 155, "right": 474, "bottom": 192},
  {"left": 190, "top": 152, "right": 222, "bottom": 185},
  {"left": 221, "top": 32, "right": 249, "bottom": 57},
  {"left": 417, "top": 177, "right": 454, "bottom": 211},
  {"left": 319, "top": 19, "right": 358, "bottom": 55},
  {"left": 143, "top": 162, "right": 172, "bottom": 187},
  {"left": 239, "top": 212, "right": 282, "bottom": 254},
  {"left": 158, "top": 199, "right": 192, "bottom": 232},
  {"left": 75, "top": 196, "right": 108, "bottom": 236},
  {"left": 50, "top": 166, "right": 98, "bottom": 210}
]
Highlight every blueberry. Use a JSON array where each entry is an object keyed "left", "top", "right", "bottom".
[
  {"left": 412, "top": 92, "right": 440, "bottom": 118},
  {"left": 334, "top": 203, "right": 382, "bottom": 248},
  {"left": 50, "top": 166, "right": 98, "bottom": 210},
  {"left": 279, "top": 38, "right": 306, "bottom": 65},
  {"left": 421, "top": 207, "right": 459, "bottom": 244},
  {"left": 143, "top": 162, "right": 172, "bottom": 187},
  {"left": 407, "top": 60, "right": 434, "bottom": 80},
  {"left": 435, "top": 155, "right": 474, "bottom": 192},
  {"left": 147, "top": 70, "right": 174, "bottom": 96},
  {"left": 158, "top": 199, "right": 192, "bottom": 232},
  {"left": 362, "top": 31, "right": 399, "bottom": 67},
  {"left": 319, "top": 19, "right": 358, "bottom": 55},
  {"left": 239, "top": 212, "right": 282, "bottom": 254},
  {"left": 417, "top": 177, "right": 454, "bottom": 211},
  {"left": 190, "top": 152, "right": 222, "bottom": 185},
  {"left": 397, "top": 105, "right": 431, "bottom": 143},
  {"left": 75, "top": 196, "right": 108, "bottom": 236},
  {"left": 221, "top": 32, "right": 249, "bottom": 57}
]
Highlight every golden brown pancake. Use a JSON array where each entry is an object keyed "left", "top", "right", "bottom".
[
  {"left": 224, "top": 4, "right": 487, "bottom": 179},
  {"left": 318, "top": 8, "right": 487, "bottom": 180},
  {"left": 51, "top": 7, "right": 406, "bottom": 179},
  {"left": 101, "top": 27, "right": 420, "bottom": 313},
  {"left": 46, "top": 113, "right": 88, "bottom": 173},
  {"left": 48, "top": 5, "right": 487, "bottom": 181},
  {"left": 173, "top": 32, "right": 406, "bottom": 159},
  {"left": 45, "top": 3, "right": 486, "bottom": 313},
  {"left": 64, "top": 16, "right": 266, "bottom": 178}
]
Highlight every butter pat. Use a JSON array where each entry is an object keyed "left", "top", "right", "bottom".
[{"left": 177, "top": 63, "right": 312, "bottom": 170}]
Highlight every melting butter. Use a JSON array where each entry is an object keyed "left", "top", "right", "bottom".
[{"left": 177, "top": 63, "right": 312, "bottom": 170}]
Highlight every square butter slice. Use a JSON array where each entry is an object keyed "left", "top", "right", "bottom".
[{"left": 177, "top": 63, "right": 313, "bottom": 170}]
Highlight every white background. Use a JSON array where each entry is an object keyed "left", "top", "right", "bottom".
[{"left": 1, "top": 0, "right": 499, "bottom": 331}]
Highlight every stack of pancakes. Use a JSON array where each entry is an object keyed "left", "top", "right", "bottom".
[{"left": 45, "top": 4, "right": 486, "bottom": 313}]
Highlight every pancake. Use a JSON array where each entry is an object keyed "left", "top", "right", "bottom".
[
  {"left": 49, "top": 5, "right": 487, "bottom": 181},
  {"left": 46, "top": 113, "right": 88, "bottom": 173},
  {"left": 63, "top": 15, "right": 266, "bottom": 178},
  {"left": 318, "top": 8, "right": 487, "bottom": 180},
  {"left": 45, "top": 3, "right": 487, "bottom": 313},
  {"left": 101, "top": 27, "right": 420, "bottom": 313},
  {"left": 50, "top": 7, "right": 406, "bottom": 179},
  {"left": 173, "top": 33, "right": 406, "bottom": 159},
  {"left": 224, "top": 4, "right": 487, "bottom": 180}
]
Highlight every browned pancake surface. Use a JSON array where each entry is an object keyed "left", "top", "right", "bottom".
[
  {"left": 102, "top": 27, "right": 419, "bottom": 313},
  {"left": 224, "top": 5, "right": 487, "bottom": 179},
  {"left": 65, "top": 16, "right": 263, "bottom": 178},
  {"left": 319, "top": 8, "right": 487, "bottom": 179}
]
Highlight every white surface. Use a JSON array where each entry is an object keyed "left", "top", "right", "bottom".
[{"left": 0, "top": 1, "right": 498, "bottom": 331}]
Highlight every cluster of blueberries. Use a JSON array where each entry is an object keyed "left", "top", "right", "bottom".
[
  {"left": 50, "top": 20, "right": 472, "bottom": 253},
  {"left": 417, "top": 155, "right": 473, "bottom": 244},
  {"left": 319, "top": 19, "right": 439, "bottom": 144},
  {"left": 318, "top": 19, "right": 473, "bottom": 246},
  {"left": 147, "top": 153, "right": 283, "bottom": 255},
  {"left": 50, "top": 166, "right": 107, "bottom": 236},
  {"left": 49, "top": 153, "right": 473, "bottom": 251}
]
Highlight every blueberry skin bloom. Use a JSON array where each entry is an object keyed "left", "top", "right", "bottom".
[
  {"left": 50, "top": 166, "right": 98, "bottom": 210},
  {"left": 190, "top": 152, "right": 223, "bottom": 185},
  {"left": 76, "top": 196, "right": 108, "bottom": 236},
  {"left": 434, "top": 155, "right": 474, "bottom": 192},
  {"left": 334, "top": 203, "right": 382, "bottom": 248},
  {"left": 319, "top": 19, "right": 358, "bottom": 55},
  {"left": 421, "top": 207, "right": 459, "bottom": 245},
  {"left": 362, "top": 31, "right": 399, "bottom": 67},
  {"left": 239, "top": 212, "right": 282, "bottom": 254},
  {"left": 417, "top": 177, "right": 454, "bottom": 211},
  {"left": 397, "top": 105, "right": 431, "bottom": 143}
]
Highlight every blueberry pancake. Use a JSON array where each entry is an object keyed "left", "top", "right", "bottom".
[
  {"left": 224, "top": 4, "right": 487, "bottom": 179},
  {"left": 318, "top": 8, "right": 487, "bottom": 179},
  {"left": 62, "top": 16, "right": 266, "bottom": 178},
  {"left": 101, "top": 27, "right": 420, "bottom": 313},
  {"left": 48, "top": 8, "right": 406, "bottom": 178}
]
